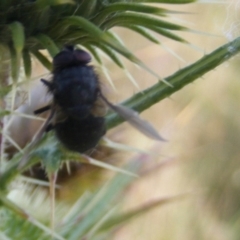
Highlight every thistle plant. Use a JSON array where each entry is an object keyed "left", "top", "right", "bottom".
[{"left": 0, "top": 0, "right": 240, "bottom": 239}]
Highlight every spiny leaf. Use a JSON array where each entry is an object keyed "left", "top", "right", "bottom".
[
  {"left": 52, "top": 0, "right": 74, "bottom": 4},
  {"left": 102, "top": 138, "right": 156, "bottom": 155},
  {"left": 60, "top": 161, "right": 140, "bottom": 239},
  {"left": 31, "top": 50, "right": 52, "bottom": 71},
  {"left": 34, "top": 34, "right": 59, "bottom": 57},
  {"left": 96, "top": 2, "right": 186, "bottom": 20},
  {"left": 77, "top": 0, "right": 98, "bottom": 18},
  {"left": 83, "top": 206, "right": 117, "bottom": 239},
  {"left": 19, "top": 175, "right": 60, "bottom": 188},
  {"left": 36, "top": 0, "right": 74, "bottom": 8},
  {"left": 83, "top": 44, "right": 103, "bottom": 64},
  {"left": 126, "top": 25, "right": 160, "bottom": 44},
  {"left": 80, "top": 155, "right": 138, "bottom": 177},
  {"left": 60, "top": 16, "right": 163, "bottom": 81},
  {"left": 100, "top": 36, "right": 164, "bottom": 83},
  {"left": 8, "top": 21, "right": 25, "bottom": 54},
  {"left": 30, "top": 136, "right": 63, "bottom": 173},
  {"left": 65, "top": 151, "right": 137, "bottom": 177},
  {"left": 106, "top": 30, "right": 125, "bottom": 47},
  {"left": 0, "top": 195, "right": 65, "bottom": 240},
  {"left": 22, "top": 49, "right": 32, "bottom": 78},
  {"left": 93, "top": 2, "right": 179, "bottom": 24},
  {"left": 135, "top": 0, "right": 196, "bottom": 3},
  {"left": 91, "top": 42, "right": 124, "bottom": 68},
  {"left": 106, "top": 35, "right": 240, "bottom": 129},
  {"left": 1, "top": 131, "right": 23, "bottom": 153},
  {"left": 0, "top": 86, "right": 12, "bottom": 98},
  {"left": 61, "top": 16, "right": 106, "bottom": 38},
  {"left": 149, "top": 26, "right": 188, "bottom": 43},
  {"left": 8, "top": 21, "right": 25, "bottom": 82},
  {"left": 101, "top": 12, "right": 187, "bottom": 31},
  {"left": 99, "top": 194, "right": 188, "bottom": 231},
  {"left": 117, "top": 22, "right": 188, "bottom": 43},
  {"left": 9, "top": 46, "right": 20, "bottom": 82}
]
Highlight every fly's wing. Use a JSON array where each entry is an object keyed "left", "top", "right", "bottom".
[
  {"left": 100, "top": 94, "right": 165, "bottom": 141},
  {"left": 110, "top": 104, "right": 165, "bottom": 141},
  {"left": 90, "top": 97, "right": 108, "bottom": 117}
]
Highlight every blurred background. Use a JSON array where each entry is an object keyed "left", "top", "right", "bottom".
[
  {"left": 8, "top": 1, "right": 240, "bottom": 239},
  {"left": 105, "top": 1, "right": 240, "bottom": 239}
]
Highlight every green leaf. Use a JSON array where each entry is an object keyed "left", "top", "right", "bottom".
[
  {"left": 100, "top": 194, "right": 187, "bottom": 231},
  {"left": 36, "top": 0, "right": 74, "bottom": 8},
  {"left": 0, "top": 86, "right": 12, "bottom": 97},
  {"left": 60, "top": 161, "right": 140, "bottom": 239},
  {"left": 61, "top": 16, "right": 106, "bottom": 39},
  {"left": 34, "top": 34, "right": 59, "bottom": 57},
  {"left": 135, "top": 0, "right": 196, "bottom": 3},
  {"left": 94, "top": 3, "right": 182, "bottom": 24},
  {"left": 8, "top": 21, "right": 25, "bottom": 81},
  {"left": 125, "top": 25, "right": 160, "bottom": 44},
  {"left": 8, "top": 21, "right": 25, "bottom": 53},
  {"left": 118, "top": 23, "right": 187, "bottom": 43},
  {"left": 31, "top": 50, "right": 52, "bottom": 71},
  {"left": 22, "top": 49, "right": 32, "bottom": 78},
  {"left": 9, "top": 46, "right": 20, "bottom": 82},
  {"left": 104, "top": 2, "right": 176, "bottom": 15},
  {"left": 101, "top": 12, "right": 187, "bottom": 31},
  {"left": 0, "top": 196, "right": 65, "bottom": 240},
  {"left": 84, "top": 44, "right": 103, "bottom": 64},
  {"left": 76, "top": 0, "right": 98, "bottom": 17},
  {"left": 91, "top": 42, "right": 125, "bottom": 68},
  {"left": 106, "top": 35, "right": 240, "bottom": 129},
  {"left": 148, "top": 26, "right": 188, "bottom": 43},
  {"left": 79, "top": 155, "right": 138, "bottom": 177},
  {"left": 60, "top": 16, "right": 161, "bottom": 80},
  {"left": 33, "top": 143, "right": 63, "bottom": 174},
  {"left": 100, "top": 35, "right": 162, "bottom": 81},
  {"left": 0, "top": 109, "right": 10, "bottom": 118}
]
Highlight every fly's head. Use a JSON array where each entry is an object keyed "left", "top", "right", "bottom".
[{"left": 53, "top": 46, "right": 92, "bottom": 72}]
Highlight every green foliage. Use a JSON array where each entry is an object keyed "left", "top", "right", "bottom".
[
  {"left": 0, "top": 0, "right": 193, "bottom": 82},
  {"left": 1, "top": 210, "right": 51, "bottom": 240},
  {"left": 0, "top": 161, "right": 142, "bottom": 240},
  {"left": 0, "top": 0, "right": 240, "bottom": 239}
]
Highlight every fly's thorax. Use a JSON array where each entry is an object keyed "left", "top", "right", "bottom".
[
  {"left": 53, "top": 65, "right": 99, "bottom": 85},
  {"left": 53, "top": 66, "right": 99, "bottom": 100}
]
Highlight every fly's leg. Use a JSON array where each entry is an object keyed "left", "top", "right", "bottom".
[
  {"left": 34, "top": 105, "right": 51, "bottom": 114},
  {"left": 41, "top": 79, "right": 54, "bottom": 91}
]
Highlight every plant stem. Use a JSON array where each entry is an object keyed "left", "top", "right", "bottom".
[{"left": 106, "top": 36, "right": 240, "bottom": 129}]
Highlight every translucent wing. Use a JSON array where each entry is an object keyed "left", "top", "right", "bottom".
[{"left": 100, "top": 94, "right": 165, "bottom": 141}]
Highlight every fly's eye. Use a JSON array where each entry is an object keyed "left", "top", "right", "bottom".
[
  {"left": 53, "top": 46, "right": 91, "bottom": 69},
  {"left": 53, "top": 51, "right": 74, "bottom": 68},
  {"left": 74, "top": 50, "right": 91, "bottom": 64}
]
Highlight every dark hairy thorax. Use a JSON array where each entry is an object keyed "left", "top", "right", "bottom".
[{"left": 52, "top": 65, "right": 100, "bottom": 119}]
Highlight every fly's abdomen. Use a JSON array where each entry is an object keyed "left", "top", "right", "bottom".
[{"left": 55, "top": 115, "right": 106, "bottom": 152}]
